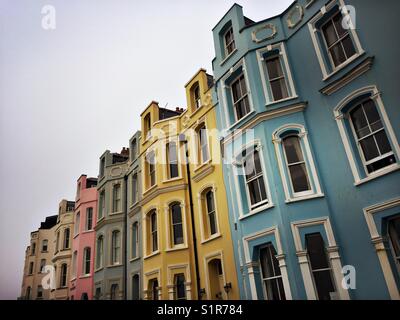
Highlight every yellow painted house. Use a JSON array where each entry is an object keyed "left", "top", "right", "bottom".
[{"left": 140, "top": 69, "right": 239, "bottom": 300}]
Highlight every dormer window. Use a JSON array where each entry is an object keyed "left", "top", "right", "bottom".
[
  {"left": 193, "top": 84, "right": 201, "bottom": 109},
  {"left": 144, "top": 113, "right": 151, "bottom": 140},
  {"left": 224, "top": 26, "right": 235, "bottom": 57}
]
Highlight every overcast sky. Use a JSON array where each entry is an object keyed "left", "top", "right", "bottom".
[{"left": 0, "top": 0, "right": 292, "bottom": 299}]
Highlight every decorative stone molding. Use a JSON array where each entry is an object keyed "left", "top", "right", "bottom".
[
  {"left": 287, "top": 4, "right": 304, "bottom": 29},
  {"left": 251, "top": 23, "right": 277, "bottom": 44}
]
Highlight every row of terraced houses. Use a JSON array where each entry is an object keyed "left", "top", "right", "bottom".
[{"left": 20, "top": 0, "right": 400, "bottom": 300}]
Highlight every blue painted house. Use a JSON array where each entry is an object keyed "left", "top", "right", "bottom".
[{"left": 211, "top": 0, "right": 400, "bottom": 299}]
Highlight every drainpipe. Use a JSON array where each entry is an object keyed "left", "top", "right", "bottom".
[
  {"left": 179, "top": 134, "right": 201, "bottom": 300},
  {"left": 123, "top": 174, "right": 128, "bottom": 300}
]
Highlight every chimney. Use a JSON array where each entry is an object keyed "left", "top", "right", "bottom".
[
  {"left": 120, "top": 147, "right": 129, "bottom": 156},
  {"left": 176, "top": 107, "right": 180, "bottom": 112}
]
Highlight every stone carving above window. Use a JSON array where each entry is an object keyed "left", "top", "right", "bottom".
[
  {"left": 251, "top": 23, "right": 277, "bottom": 44},
  {"left": 286, "top": 4, "right": 304, "bottom": 29}
]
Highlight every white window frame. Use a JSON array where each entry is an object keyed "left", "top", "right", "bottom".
[
  {"left": 96, "top": 234, "right": 104, "bottom": 270},
  {"left": 167, "top": 264, "right": 191, "bottom": 300},
  {"left": 83, "top": 247, "right": 91, "bottom": 276},
  {"left": 164, "top": 200, "right": 188, "bottom": 250},
  {"left": 86, "top": 207, "right": 93, "bottom": 231},
  {"left": 273, "top": 124, "right": 323, "bottom": 202},
  {"left": 334, "top": 85, "right": 400, "bottom": 185},
  {"left": 110, "top": 229, "right": 121, "bottom": 266},
  {"left": 74, "top": 212, "right": 80, "bottom": 236},
  {"left": 308, "top": 0, "right": 364, "bottom": 80},
  {"left": 197, "top": 185, "right": 221, "bottom": 243},
  {"left": 230, "top": 73, "right": 251, "bottom": 123},
  {"left": 219, "top": 58, "right": 255, "bottom": 129},
  {"left": 131, "top": 173, "right": 139, "bottom": 205},
  {"left": 256, "top": 42, "right": 297, "bottom": 106},
  {"left": 291, "top": 217, "right": 349, "bottom": 300},
  {"left": 131, "top": 221, "right": 139, "bottom": 259},
  {"left": 223, "top": 26, "right": 236, "bottom": 58},
  {"left": 112, "top": 183, "right": 122, "bottom": 214},
  {"left": 243, "top": 227, "right": 292, "bottom": 300}
]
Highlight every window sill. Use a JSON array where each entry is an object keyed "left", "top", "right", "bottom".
[
  {"left": 143, "top": 184, "right": 158, "bottom": 196},
  {"left": 97, "top": 216, "right": 105, "bottom": 223},
  {"left": 239, "top": 202, "right": 274, "bottom": 220},
  {"left": 162, "top": 176, "right": 183, "bottom": 184},
  {"left": 265, "top": 95, "right": 298, "bottom": 107},
  {"left": 94, "top": 267, "right": 104, "bottom": 273},
  {"left": 220, "top": 48, "right": 238, "bottom": 66},
  {"left": 322, "top": 51, "right": 365, "bottom": 82},
  {"left": 201, "top": 233, "right": 222, "bottom": 244},
  {"left": 70, "top": 277, "right": 77, "bottom": 281},
  {"left": 109, "top": 211, "right": 123, "bottom": 216},
  {"left": 194, "top": 158, "right": 212, "bottom": 174},
  {"left": 79, "top": 274, "right": 91, "bottom": 279},
  {"left": 130, "top": 256, "right": 141, "bottom": 263},
  {"left": 144, "top": 251, "right": 160, "bottom": 260},
  {"left": 285, "top": 193, "right": 324, "bottom": 203},
  {"left": 227, "top": 110, "right": 256, "bottom": 131},
  {"left": 129, "top": 201, "right": 140, "bottom": 210},
  {"left": 354, "top": 163, "right": 400, "bottom": 186},
  {"left": 165, "top": 245, "right": 188, "bottom": 253},
  {"left": 81, "top": 230, "right": 94, "bottom": 234},
  {"left": 107, "top": 263, "right": 122, "bottom": 269}
]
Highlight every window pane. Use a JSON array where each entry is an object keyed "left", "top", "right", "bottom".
[
  {"left": 366, "top": 154, "right": 396, "bottom": 173},
  {"left": 329, "top": 42, "right": 346, "bottom": 66},
  {"left": 359, "top": 136, "right": 380, "bottom": 161},
  {"left": 173, "top": 225, "right": 184, "bottom": 245},
  {"left": 375, "top": 130, "right": 392, "bottom": 155},
  {"left": 270, "top": 78, "right": 289, "bottom": 101},
  {"left": 283, "top": 136, "right": 304, "bottom": 164},
  {"left": 258, "top": 176, "right": 267, "bottom": 201},
  {"left": 266, "top": 57, "right": 283, "bottom": 79},
  {"left": 332, "top": 12, "right": 347, "bottom": 37},
  {"left": 248, "top": 179, "right": 261, "bottom": 205},
  {"left": 322, "top": 21, "right": 338, "bottom": 47},
  {"left": 363, "top": 99, "right": 380, "bottom": 124},
  {"left": 206, "top": 191, "right": 215, "bottom": 213},
  {"left": 289, "top": 163, "right": 311, "bottom": 193},
  {"left": 313, "top": 270, "right": 335, "bottom": 300},
  {"left": 209, "top": 212, "right": 217, "bottom": 235},
  {"left": 260, "top": 245, "right": 276, "bottom": 278},
  {"left": 232, "top": 80, "right": 241, "bottom": 102},
  {"left": 306, "top": 233, "right": 329, "bottom": 270},
  {"left": 342, "top": 35, "right": 356, "bottom": 58},
  {"left": 388, "top": 218, "right": 400, "bottom": 257},
  {"left": 175, "top": 274, "right": 186, "bottom": 300},
  {"left": 172, "top": 205, "right": 182, "bottom": 224},
  {"left": 350, "top": 105, "right": 368, "bottom": 137}
]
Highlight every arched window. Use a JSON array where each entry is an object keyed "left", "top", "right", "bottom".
[
  {"left": 205, "top": 190, "right": 218, "bottom": 236},
  {"left": 131, "top": 222, "right": 139, "bottom": 259},
  {"left": 132, "top": 274, "right": 140, "bottom": 300},
  {"left": 40, "top": 259, "right": 46, "bottom": 273},
  {"left": 387, "top": 217, "right": 400, "bottom": 276},
  {"left": 81, "top": 293, "right": 88, "bottom": 300},
  {"left": 148, "top": 278, "right": 158, "bottom": 300},
  {"left": 192, "top": 83, "right": 201, "bottom": 109},
  {"left": 132, "top": 173, "right": 138, "bottom": 205},
  {"left": 86, "top": 208, "right": 93, "bottom": 230},
  {"left": 83, "top": 247, "right": 91, "bottom": 275},
  {"left": 111, "top": 230, "right": 121, "bottom": 265},
  {"left": 112, "top": 184, "right": 121, "bottom": 213},
  {"left": 197, "top": 124, "right": 209, "bottom": 164},
  {"left": 72, "top": 251, "right": 78, "bottom": 278},
  {"left": 31, "top": 243, "right": 36, "bottom": 255},
  {"left": 75, "top": 212, "right": 80, "bottom": 235},
  {"left": 166, "top": 141, "right": 179, "bottom": 179},
  {"left": 26, "top": 287, "right": 31, "bottom": 300},
  {"left": 41, "top": 239, "right": 48, "bottom": 252},
  {"left": 334, "top": 86, "right": 400, "bottom": 183},
  {"left": 273, "top": 125, "right": 322, "bottom": 202},
  {"left": 170, "top": 203, "right": 184, "bottom": 246},
  {"left": 150, "top": 211, "right": 158, "bottom": 252},
  {"left": 110, "top": 283, "right": 119, "bottom": 300},
  {"left": 60, "top": 263, "right": 68, "bottom": 288},
  {"left": 63, "top": 228, "right": 70, "bottom": 249},
  {"left": 96, "top": 235, "right": 104, "bottom": 269}
]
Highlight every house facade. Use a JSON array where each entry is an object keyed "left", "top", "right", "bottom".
[
  {"left": 69, "top": 175, "right": 98, "bottom": 300},
  {"left": 94, "top": 148, "right": 129, "bottom": 300},
  {"left": 212, "top": 0, "right": 400, "bottom": 300}
]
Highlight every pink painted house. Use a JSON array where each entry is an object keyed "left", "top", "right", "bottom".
[{"left": 69, "top": 175, "right": 98, "bottom": 300}]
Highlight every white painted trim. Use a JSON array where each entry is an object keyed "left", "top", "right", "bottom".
[
  {"left": 166, "top": 263, "right": 191, "bottom": 300},
  {"left": 242, "top": 226, "right": 292, "bottom": 300},
  {"left": 363, "top": 197, "right": 400, "bottom": 300},
  {"left": 291, "top": 217, "right": 350, "bottom": 300},
  {"left": 333, "top": 85, "right": 400, "bottom": 184},
  {"left": 197, "top": 184, "right": 221, "bottom": 243},
  {"left": 203, "top": 250, "right": 227, "bottom": 300},
  {"left": 163, "top": 199, "right": 188, "bottom": 250}
]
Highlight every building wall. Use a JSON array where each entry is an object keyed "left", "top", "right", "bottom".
[
  {"left": 69, "top": 175, "right": 98, "bottom": 300},
  {"left": 94, "top": 150, "right": 129, "bottom": 300},
  {"left": 212, "top": 0, "right": 400, "bottom": 300},
  {"left": 126, "top": 131, "right": 143, "bottom": 300},
  {"left": 50, "top": 200, "right": 75, "bottom": 300}
]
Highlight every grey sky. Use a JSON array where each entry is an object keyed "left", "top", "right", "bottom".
[{"left": 0, "top": 0, "right": 292, "bottom": 299}]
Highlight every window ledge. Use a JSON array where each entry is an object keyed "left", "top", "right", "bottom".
[
  {"left": 81, "top": 230, "right": 94, "bottom": 234},
  {"left": 265, "top": 95, "right": 298, "bottom": 107},
  {"left": 201, "top": 233, "right": 222, "bottom": 244},
  {"left": 143, "top": 184, "right": 158, "bottom": 196},
  {"left": 354, "top": 163, "right": 400, "bottom": 186},
  {"left": 194, "top": 158, "right": 212, "bottom": 173},
  {"left": 129, "top": 257, "right": 141, "bottom": 263},
  {"left": 322, "top": 51, "right": 365, "bottom": 82},
  {"left": 239, "top": 203, "right": 274, "bottom": 220},
  {"left": 162, "top": 176, "right": 183, "bottom": 184},
  {"left": 228, "top": 110, "right": 256, "bottom": 131},
  {"left": 109, "top": 211, "right": 123, "bottom": 216},
  {"left": 144, "top": 251, "right": 160, "bottom": 260},
  {"left": 107, "top": 263, "right": 122, "bottom": 269},
  {"left": 285, "top": 193, "right": 324, "bottom": 203},
  {"left": 79, "top": 274, "right": 91, "bottom": 279},
  {"left": 97, "top": 216, "right": 105, "bottom": 223},
  {"left": 70, "top": 277, "right": 77, "bottom": 282},
  {"left": 129, "top": 201, "right": 140, "bottom": 210},
  {"left": 94, "top": 267, "right": 104, "bottom": 273},
  {"left": 165, "top": 245, "right": 188, "bottom": 253},
  {"left": 220, "top": 48, "right": 238, "bottom": 66}
]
